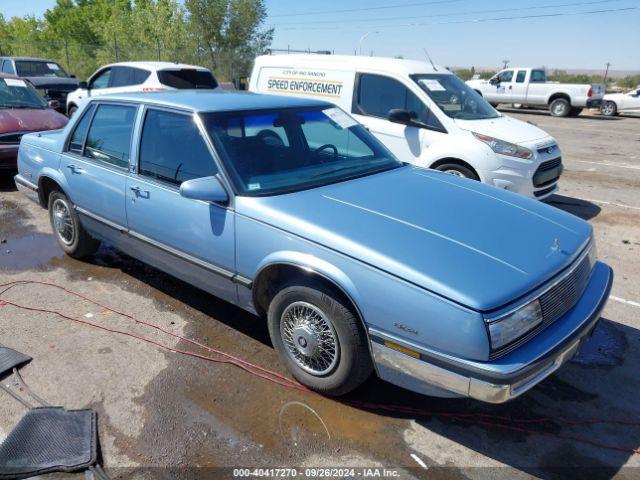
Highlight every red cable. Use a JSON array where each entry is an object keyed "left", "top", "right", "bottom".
[{"left": 1, "top": 280, "right": 639, "bottom": 455}]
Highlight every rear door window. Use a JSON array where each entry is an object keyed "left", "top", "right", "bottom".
[
  {"left": 67, "top": 104, "right": 97, "bottom": 154},
  {"left": 516, "top": 70, "right": 526, "bottom": 83},
  {"left": 109, "top": 66, "right": 150, "bottom": 87},
  {"left": 84, "top": 104, "right": 137, "bottom": 169},
  {"left": 530, "top": 70, "right": 546, "bottom": 83},
  {"left": 157, "top": 69, "right": 218, "bottom": 89},
  {"left": 138, "top": 109, "right": 217, "bottom": 185}
]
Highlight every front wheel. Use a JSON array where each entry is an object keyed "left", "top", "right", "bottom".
[
  {"left": 601, "top": 101, "right": 618, "bottom": 117},
  {"left": 549, "top": 98, "right": 571, "bottom": 117},
  {"left": 434, "top": 163, "right": 478, "bottom": 180},
  {"left": 48, "top": 191, "right": 99, "bottom": 258},
  {"left": 267, "top": 282, "right": 373, "bottom": 396}
]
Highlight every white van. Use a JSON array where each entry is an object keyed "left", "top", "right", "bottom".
[{"left": 249, "top": 55, "right": 563, "bottom": 200}]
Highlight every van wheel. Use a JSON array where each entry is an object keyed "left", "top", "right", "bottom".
[
  {"left": 601, "top": 101, "right": 618, "bottom": 117},
  {"left": 267, "top": 281, "right": 373, "bottom": 396},
  {"left": 434, "top": 163, "right": 478, "bottom": 180},
  {"left": 549, "top": 98, "right": 571, "bottom": 117},
  {"left": 48, "top": 191, "right": 99, "bottom": 258}
]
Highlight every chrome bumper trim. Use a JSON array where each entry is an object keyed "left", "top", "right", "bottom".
[
  {"left": 14, "top": 174, "right": 40, "bottom": 204},
  {"left": 370, "top": 263, "right": 612, "bottom": 403}
]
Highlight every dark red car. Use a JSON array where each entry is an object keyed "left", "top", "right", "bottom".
[{"left": 0, "top": 73, "right": 68, "bottom": 173}]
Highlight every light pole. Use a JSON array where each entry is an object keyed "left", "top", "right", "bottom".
[{"left": 358, "top": 31, "right": 379, "bottom": 56}]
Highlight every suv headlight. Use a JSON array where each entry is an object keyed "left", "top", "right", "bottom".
[
  {"left": 488, "top": 300, "right": 543, "bottom": 350},
  {"left": 473, "top": 132, "right": 533, "bottom": 159}
]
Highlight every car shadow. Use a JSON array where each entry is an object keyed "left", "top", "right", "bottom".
[
  {"left": 545, "top": 194, "right": 602, "bottom": 220},
  {"left": 74, "top": 247, "right": 637, "bottom": 477},
  {"left": 499, "top": 107, "right": 625, "bottom": 121}
]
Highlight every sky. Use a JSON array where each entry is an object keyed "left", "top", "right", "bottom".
[{"left": 2, "top": 0, "right": 639, "bottom": 71}]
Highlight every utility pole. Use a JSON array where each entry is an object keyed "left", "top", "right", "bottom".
[
  {"left": 603, "top": 62, "right": 611, "bottom": 83},
  {"left": 156, "top": 37, "right": 161, "bottom": 61},
  {"left": 64, "top": 37, "right": 70, "bottom": 71},
  {"left": 502, "top": 59, "right": 510, "bottom": 69},
  {"left": 358, "top": 31, "right": 379, "bottom": 56},
  {"left": 113, "top": 32, "right": 119, "bottom": 62}
]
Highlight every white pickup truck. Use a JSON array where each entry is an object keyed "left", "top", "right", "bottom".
[{"left": 467, "top": 68, "right": 605, "bottom": 117}]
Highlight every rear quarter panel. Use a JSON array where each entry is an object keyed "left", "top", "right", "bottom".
[{"left": 17, "top": 129, "right": 67, "bottom": 198}]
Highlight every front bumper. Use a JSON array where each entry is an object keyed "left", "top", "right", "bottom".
[
  {"left": 586, "top": 98, "right": 603, "bottom": 109},
  {"left": 370, "top": 261, "right": 613, "bottom": 403},
  {"left": 0, "top": 145, "right": 19, "bottom": 170}
]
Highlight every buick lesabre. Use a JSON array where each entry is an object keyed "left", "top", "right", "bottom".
[{"left": 14, "top": 92, "right": 613, "bottom": 402}]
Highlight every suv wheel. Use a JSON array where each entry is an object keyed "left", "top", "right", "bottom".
[
  {"left": 267, "top": 281, "right": 373, "bottom": 396},
  {"left": 48, "top": 191, "right": 99, "bottom": 258}
]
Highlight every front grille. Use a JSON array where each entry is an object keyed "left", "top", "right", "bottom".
[
  {"left": 489, "top": 246, "right": 594, "bottom": 360},
  {"left": 537, "top": 143, "right": 559, "bottom": 155},
  {"left": 533, "top": 157, "right": 563, "bottom": 188}
]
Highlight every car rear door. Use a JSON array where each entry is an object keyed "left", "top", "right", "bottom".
[
  {"left": 510, "top": 70, "right": 528, "bottom": 104},
  {"left": 60, "top": 102, "right": 136, "bottom": 231},
  {"left": 125, "top": 106, "right": 236, "bottom": 303}
]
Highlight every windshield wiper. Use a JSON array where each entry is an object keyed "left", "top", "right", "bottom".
[{"left": 5, "top": 104, "right": 44, "bottom": 109}]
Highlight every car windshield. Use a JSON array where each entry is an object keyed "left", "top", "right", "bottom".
[
  {"left": 411, "top": 73, "right": 500, "bottom": 120},
  {"left": 0, "top": 78, "right": 47, "bottom": 109},
  {"left": 203, "top": 106, "right": 403, "bottom": 196},
  {"left": 15, "top": 60, "right": 69, "bottom": 78}
]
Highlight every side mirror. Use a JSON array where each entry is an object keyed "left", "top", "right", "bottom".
[
  {"left": 180, "top": 176, "right": 229, "bottom": 205},
  {"left": 70, "top": 74, "right": 76, "bottom": 79},
  {"left": 489, "top": 77, "right": 498, "bottom": 85},
  {"left": 78, "top": 81, "right": 88, "bottom": 90},
  {"left": 388, "top": 109, "right": 417, "bottom": 125}
]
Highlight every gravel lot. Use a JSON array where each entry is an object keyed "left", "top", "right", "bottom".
[{"left": 0, "top": 111, "right": 639, "bottom": 479}]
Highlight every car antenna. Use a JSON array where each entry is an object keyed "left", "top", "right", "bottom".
[{"left": 423, "top": 48, "right": 438, "bottom": 71}]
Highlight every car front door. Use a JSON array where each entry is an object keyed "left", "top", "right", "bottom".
[
  {"left": 489, "top": 69, "right": 514, "bottom": 104},
  {"left": 125, "top": 106, "right": 237, "bottom": 303},
  {"left": 351, "top": 73, "right": 445, "bottom": 165},
  {"left": 60, "top": 102, "right": 136, "bottom": 232},
  {"left": 623, "top": 89, "right": 640, "bottom": 112}
]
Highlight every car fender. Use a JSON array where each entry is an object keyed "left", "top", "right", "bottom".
[{"left": 254, "top": 250, "right": 362, "bottom": 313}]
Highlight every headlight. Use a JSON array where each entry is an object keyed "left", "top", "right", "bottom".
[
  {"left": 488, "top": 300, "right": 543, "bottom": 350},
  {"left": 472, "top": 132, "right": 533, "bottom": 159}
]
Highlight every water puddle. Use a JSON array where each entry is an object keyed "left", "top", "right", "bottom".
[{"left": 572, "top": 320, "right": 627, "bottom": 367}]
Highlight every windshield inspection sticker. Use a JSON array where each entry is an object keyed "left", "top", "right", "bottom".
[
  {"left": 419, "top": 79, "right": 446, "bottom": 92},
  {"left": 47, "top": 62, "right": 60, "bottom": 70},
  {"left": 323, "top": 107, "right": 357, "bottom": 129},
  {"left": 4, "top": 78, "right": 27, "bottom": 88},
  {"left": 248, "top": 183, "right": 261, "bottom": 191}
]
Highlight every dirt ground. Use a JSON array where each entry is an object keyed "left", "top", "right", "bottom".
[{"left": 0, "top": 110, "right": 639, "bottom": 479}]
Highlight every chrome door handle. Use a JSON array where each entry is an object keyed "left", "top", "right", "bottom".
[
  {"left": 130, "top": 186, "right": 149, "bottom": 194},
  {"left": 67, "top": 164, "right": 85, "bottom": 173}
]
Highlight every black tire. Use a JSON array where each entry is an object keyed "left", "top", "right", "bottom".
[
  {"left": 601, "top": 101, "right": 618, "bottom": 117},
  {"left": 433, "top": 162, "right": 479, "bottom": 180},
  {"left": 48, "top": 191, "right": 99, "bottom": 258},
  {"left": 568, "top": 107, "right": 583, "bottom": 117},
  {"left": 67, "top": 104, "right": 78, "bottom": 118},
  {"left": 267, "top": 281, "right": 373, "bottom": 396},
  {"left": 549, "top": 98, "right": 571, "bottom": 117}
]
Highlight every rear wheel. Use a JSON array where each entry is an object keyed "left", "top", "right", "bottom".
[
  {"left": 48, "top": 191, "right": 99, "bottom": 258},
  {"left": 434, "top": 162, "right": 478, "bottom": 180},
  {"left": 267, "top": 281, "right": 373, "bottom": 396},
  {"left": 601, "top": 101, "right": 618, "bottom": 117},
  {"left": 549, "top": 98, "right": 571, "bottom": 117}
]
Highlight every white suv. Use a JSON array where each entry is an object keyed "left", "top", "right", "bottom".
[{"left": 66, "top": 61, "right": 219, "bottom": 116}]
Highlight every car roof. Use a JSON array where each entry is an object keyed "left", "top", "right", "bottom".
[
  {"left": 101, "top": 61, "right": 210, "bottom": 72},
  {"left": 98, "top": 90, "right": 332, "bottom": 112},
  {"left": 254, "top": 54, "right": 448, "bottom": 76},
  {"left": 0, "top": 57, "right": 61, "bottom": 63}
]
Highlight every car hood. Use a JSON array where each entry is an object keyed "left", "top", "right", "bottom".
[
  {"left": 454, "top": 115, "right": 551, "bottom": 145},
  {"left": 0, "top": 108, "right": 68, "bottom": 134},
  {"left": 24, "top": 76, "right": 79, "bottom": 90},
  {"left": 237, "top": 166, "right": 591, "bottom": 311}
]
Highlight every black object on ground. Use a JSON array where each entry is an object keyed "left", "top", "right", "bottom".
[
  {"left": 0, "top": 347, "right": 31, "bottom": 378},
  {"left": 0, "top": 407, "right": 98, "bottom": 479}
]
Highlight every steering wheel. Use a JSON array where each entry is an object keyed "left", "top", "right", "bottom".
[
  {"left": 257, "top": 129, "right": 285, "bottom": 147},
  {"left": 314, "top": 143, "right": 338, "bottom": 161}
]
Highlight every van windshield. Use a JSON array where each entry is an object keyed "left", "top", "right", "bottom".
[
  {"left": 202, "top": 106, "right": 403, "bottom": 196},
  {"left": 411, "top": 74, "right": 500, "bottom": 120}
]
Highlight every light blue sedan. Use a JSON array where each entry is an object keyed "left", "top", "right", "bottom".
[{"left": 15, "top": 91, "right": 613, "bottom": 402}]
